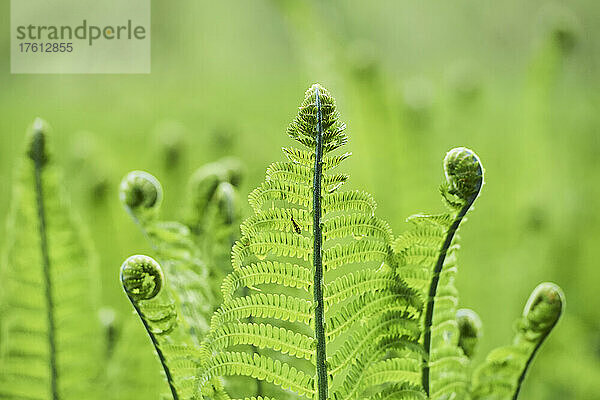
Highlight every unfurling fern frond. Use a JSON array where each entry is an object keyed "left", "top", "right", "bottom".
[
  {"left": 120, "top": 255, "right": 212, "bottom": 400},
  {"left": 187, "top": 159, "right": 244, "bottom": 285},
  {"left": 456, "top": 308, "right": 483, "bottom": 359},
  {"left": 471, "top": 282, "right": 565, "bottom": 400},
  {"left": 0, "top": 119, "right": 102, "bottom": 400},
  {"left": 393, "top": 147, "right": 484, "bottom": 399},
  {"left": 199, "top": 84, "right": 422, "bottom": 400},
  {"left": 120, "top": 171, "right": 214, "bottom": 342}
]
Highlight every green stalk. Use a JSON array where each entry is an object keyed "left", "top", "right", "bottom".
[
  {"left": 421, "top": 199, "right": 474, "bottom": 396},
  {"left": 30, "top": 130, "right": 58, "bottom": 400},
  {"left": 126, "top": 296, "right": 180, "bottom": 400},
  {"left": 312, "top": 86, "right": 328, "bottom": 400}
]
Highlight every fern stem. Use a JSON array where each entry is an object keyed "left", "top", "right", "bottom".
[
  {"left": 30, "top": 130, "right": 59, "bottom": 400},
  {"left": 512, "top": 333, "right": 548, "bottom": 400},
  {"left": 421, "top": 200, "right": 473, "bottom": 396},
  {"left": 312, "top": 86, "right": 328, "bottom": 400},
  {"left": 127, "top": 297, "right": 180, "bottom": 400}
]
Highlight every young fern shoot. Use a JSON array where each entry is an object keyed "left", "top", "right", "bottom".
[
  {"left": 0, "top": 119, "right": 102, "bottom": 400},
  {"left": 471, "top": 282, "right": 565, "bottom": 400},
  {"left": 120, "top": 171, "right": 214, "bottom": 341},
  {"left": 394, "top": 147, "right": 483, "bottom": 399},
  {"left": 120, "top": 255, "right": 210, "bottom": 400},
  {"left": 198, "top": 84, "right": 422, "bottom": 399}
]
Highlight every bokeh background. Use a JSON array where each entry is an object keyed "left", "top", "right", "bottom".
[{"left": 1, "top": 1, "right": 599, "bottom": 398}]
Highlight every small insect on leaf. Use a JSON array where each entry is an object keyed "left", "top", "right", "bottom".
[{"left": 291, "top": 215, "right": 302, "bottom": 234}]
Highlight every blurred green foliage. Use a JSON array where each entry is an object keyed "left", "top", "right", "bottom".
[{"left": 1, "top": 1, "right": 599, "bottom": 398}]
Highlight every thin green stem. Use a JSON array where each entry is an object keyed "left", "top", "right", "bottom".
[
  {"left": 30, "top": 132, "right": 58, "bottom": 400},
  {"left": 312, "top": 86, "right": 328, "bottom": 400},
  {"left": 512, "top": 330, "right": 552, "bottom": 400},
  {"left": 421, "top": 200, "right": 474, "bottom": 396},
  {"left": 127, "top": 296, "right": 179, "bottom": 400}
]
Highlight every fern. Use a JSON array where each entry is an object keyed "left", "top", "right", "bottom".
[
  {"left": 471, "top": 283, "right": 565, "bottom": 400},
  {"left": 0, "top": 119, "right": 102, "bottom": 400},
  {"left": 120, "top": 254, "right": 222, "bottom": 400},
  {"left": 117, "top": 85, "right": 566, "bottom": 400},
  {"left": 393, "top": 147, "right": 484, "bottom": 399},
  {"left": 120, "top": 171, "right": 215, "bottom": 342},
  {"left": 199, "top": 84, "right": 422, "bottom": 400},
  {"left": 456, "top": 308, "right": 483, "bottom": 360}
]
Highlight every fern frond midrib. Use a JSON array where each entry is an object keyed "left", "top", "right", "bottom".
[
  {"left": 311, "top": 85, "right": 328, "bottom": 400},
  {"left": 30, "top": 132, "right": 58, "bottom": 400},
  {"left": 422, "top": 201, "right": 473, "bottom": 396},
  {"left": 127, "top": 296, "right": 180, "bottom": 400}
]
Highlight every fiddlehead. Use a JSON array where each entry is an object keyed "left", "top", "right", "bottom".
[
  {"left": 121, "top": 254, "right": 165, "bottom": 301},
  {"left": 187, "top": 157, "right": 243, "bottom": 233},
  {"left": 120, "top": 255, "right": 201, "bottom": 400},
  {"left": 471, "top": 282, "right": 565, "bottom": 400},
  {"left": 120, "top": 171, "right": 214, "bottom": 343},
  {"left": 456, "top": 308, "right": 483, "bottom": 359},
  {"left": 394, "top": 146, "right": 483, "bottom": 399},
  {"left": 120, "top": 170, "right": 163, "bottom": 217}
]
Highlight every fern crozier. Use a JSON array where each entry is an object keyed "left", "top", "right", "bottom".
[
  {"left": 120, "top": 255, "right": 164, "bottom": 300},
  {"left": 120, "top": 171, "right": 163, "bottom": 211},
  {"left": 456, "top": 308, "right": 483, "bottom": 358},
  {"left": 443, "top": 147, "right": 484, "bottom": 203}
]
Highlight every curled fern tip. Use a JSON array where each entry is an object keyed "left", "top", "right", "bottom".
[
  {"left": 27, "top": 117, "right": 50, "bottom": 165},
  {"left": 286, "top": 83, "right": 347, "bottom": 153},
  {"left": 119, "top": 170, "right": 163, "bottom": 211},
  {"left": 522, "top": 282, "right": 564, "bottom": 335},
  {"left": 120, "top": 255, "right": 164, "bottom": 300},
  {"left": 456, "top": 308, "right": 483, "bottom": 358},
  {"left": 443, "top": 147, "right": 484, "bottom": 203}
]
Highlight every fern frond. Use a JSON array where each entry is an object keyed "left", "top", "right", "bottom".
[
  {"left": 120, "top": 171, "right": 215, "bottom": 344},
  {"left": 334, "top": 338, "right": 423, "bottom": 400},
  {"left": 0, "top": 119, "right": 102, "bottom": 400},
  {"left": 120, "top": 255, "right": 204, "bottom": 400},
  {"left": 456, "top": 308, "right": 483, "bottom": 359},
  {"left": 187, "top": 157, "right": 243, "bottom": 232},
  {"left": 471, "top": 283, "right": 565, "bottom": 400},
  {"left": 201, "top": 84, "right": 419, "bottom": 399},
  {"left": 392, "top": 147, "right": 484, "bottom": 398},
  {"left": 329, "top": 314, "right": 420, "bottom": 375}
]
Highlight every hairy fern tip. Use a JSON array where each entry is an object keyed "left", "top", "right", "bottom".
[
  {"left": 456, "top": 308, "right": 483, "bottom": 358},
  {"left": 119, "top": 170, "right": 163, "bottom": 211},
  {"left": 120, "top": 255, "right": 164, "bottom": 300},
  {"left": 27, "top": 117, "right": 50, "bottom": 166},
  {"left": 443, "top": 147, "right": 484, "bottom": 203},
  {"left": 521, "top": 282, "right": 564, "bottom": 339}
]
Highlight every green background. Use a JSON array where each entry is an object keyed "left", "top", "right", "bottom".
[{"left": 1, "top": 1, "right": 599, "bottom": 398}]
